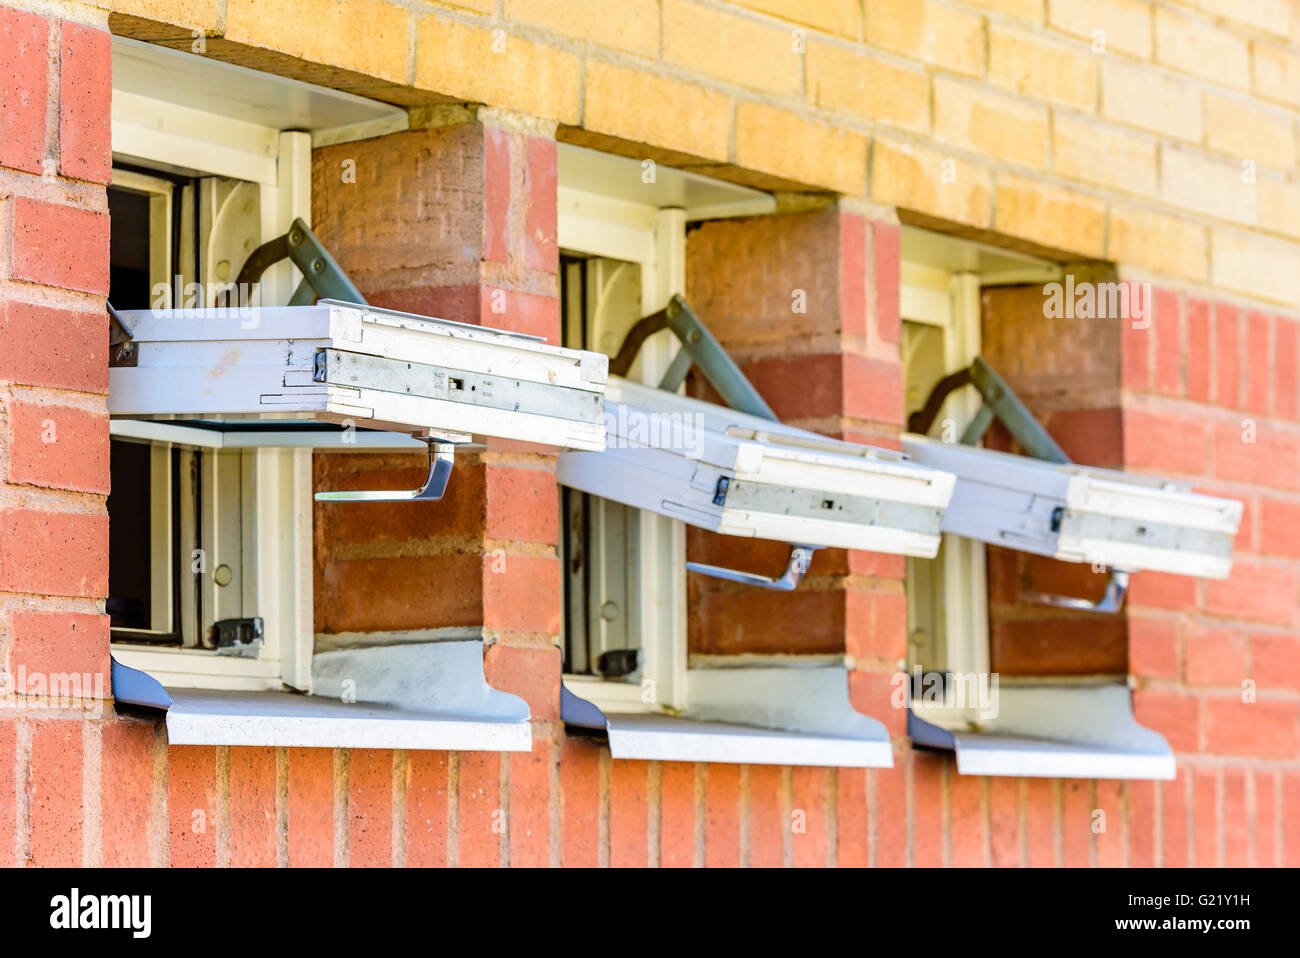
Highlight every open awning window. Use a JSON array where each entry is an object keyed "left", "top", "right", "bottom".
[
  {"left": 903, "top": 356, "right": 1242, "bottom": 606},
  {"left": 114, "top": 640, "right": 532, "bottom": 751},
  {"left": 903, "top": 437, "right": 1240, "bottom": 582},
  {"left": 559, "top": 375, "right": 956, "bottom": 569},
  {"left": 563, "top": 666, "right": 892, "bottom": 768},
  {"left": 901, "top": 355, "right": 1241, "bottom": 779},
  {"left": 110, "top": 298, "right": 608, "bottom": 452}
]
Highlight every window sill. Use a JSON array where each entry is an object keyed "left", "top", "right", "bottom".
[
  {"left": 563, "top": 664, "right": 893, "bottom": 768},
  {"left": 114, "top": 640, "right": 533, "bottom": 752},
  {"left": 909, "top": 683, "right": 1175, "bottom": 780},
  {"left": 164, "top": 687, "right": 531, "bottom": 751}
]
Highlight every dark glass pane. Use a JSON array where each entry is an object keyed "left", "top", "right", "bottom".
[
  {"left": 108, "top": 187, "right": 153, "bottom": 310},
  {"left": 107, "top": 440, "right": 152, "bottom": 629}
]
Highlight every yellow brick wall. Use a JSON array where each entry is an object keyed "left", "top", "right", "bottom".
[{"left": 89, "top": 0, "right": 1300, "bottom": 309}]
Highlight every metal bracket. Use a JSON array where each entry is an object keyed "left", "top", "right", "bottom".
[
  {"left": 217, "top": 217, "right": 367, "bottom": 308},
  {"left": 315, "top": 436, "right": 456, "bottom": 502},
  {"left": 108, "top": 301, "right": 139, "bottom": 367},
  {"left": 912, "top": 355, "right": 1128, "bottom": 613},
  {"left": 612, "top": 295, "right": 820, "bottom": 591},
  {"left": 218, "top": 222, "right": 468, "bottom": 509},
  {"left": 1024, "top": 569, "right": 1130, "bottom": 614},
  {"left": 686, "top": 544, "right": 817, "bottom": 592},
  {"left": 611, "top": 294, "right": 776, "bottom": 420}
]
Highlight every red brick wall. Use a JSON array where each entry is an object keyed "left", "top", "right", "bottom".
[{"left": 0, "top": 6, "right": 118, "bottom": 867}]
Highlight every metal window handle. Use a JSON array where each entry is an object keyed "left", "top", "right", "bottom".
[
  {"left": 687, "top": 544, "right": 817, "bottom": 592},
  {"left": 1023, "top": 568, "right": 1131, "bottom": 614},
  {"left": 314, "top": 438, "right": 456, "bottom": 502}
]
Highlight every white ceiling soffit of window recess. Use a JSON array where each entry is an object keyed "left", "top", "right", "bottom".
[
  {"left": 901, "top": 225, "right": 1064, "bottom": 286},
  {"left": 111, "top": 36, "right": 408, "bottom": 181},
  {"left": 557, "top": 144, "right": 777, "bottom": 258}
]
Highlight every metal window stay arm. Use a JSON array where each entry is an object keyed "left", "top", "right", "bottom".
[
  {"left": 215, "top": 217, "right": 367, "bottom": 308},
  {"left": 611, "top": 293, "right": 816, "bottom": 591},
  {"left": 114, "top": 218, "right": 460, "bottom": 503},
  {"left": 910, "top": 355, "right": 1130, "bottom": 613}
]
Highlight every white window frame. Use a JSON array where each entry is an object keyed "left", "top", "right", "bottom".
[
  {"left": 900, "top": 228, "right": 1063, "bottom": 717},
  {"left": 104, "top": 42, "right": 544, "bottom": 751},
  {"left": 107, "top": 54, "right": 316, "bottom": 693},
  {"left": 559, "top": 205, "right": 690, "bottom": 714},
  {"left": 901, "top": 257, "right": 988, "bottom": 693},
  {"left": 556, "top": 145, "right": 776, "bottom": 715}
]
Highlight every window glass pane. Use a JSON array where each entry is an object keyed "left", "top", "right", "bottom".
[
  {"left": 107, "top": 440, "right": 154, "bottom": 630},
  {"left": 559, "top": 254, "right": 644, "bottom": 681},
  {"left": 108, "top": 187, "right": 154, "bottom": 310}
]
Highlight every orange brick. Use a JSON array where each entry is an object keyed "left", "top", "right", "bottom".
[
  {"left": 949, "top": 767, "right": 984, "bottom": 867},
  {"left": 704, "top": 763, "right": 741, "bottom": 867},
  {"left": 1185, "top": 623, "right": 1249, "bottom": 685},
  {"left": 485, "top": 465, "right": 558, "bottom": 545},
  {"left": 837, "top": 766, "right": 869, "bottom": 867},
  {"left": 1128, "top": 615, "right": 1179, "bottom": 680},
  {"left": 1061, "top": 779, "right": 1092, "bottom": 866},
  {"left": 989, "top": 775, "right": 1022, "bottom": 867},
  {"left": 1212, "top": 422, "right": 1300, "bottom": 492},
  {"left": 101, "top": 720, "right": 156, "bottom": 867},
  {"left": 748, "top": 763, "right": 784, "bottom": 867},
  {"left": 9, "top": 610, "right": 110, "bottom": 695},
  {"left": 405, "top": 750, "right": 449, "bottom": 867},
  {"left": 559, "top": 736, "right": 600, "bottom": 866},
  {"left": 609, "top": 759, "right": 648, "bottom": 868},
  {"left": 8, "top": 400, "right": 108, "bottom": 494},
  {"left": 229, "top": 747, "right": 277, "bottom": 867},
  {"left": 874, "top": 763, "right": 907, "bottom": 866},
  {"left": 457, "top": 752, "right": 502, "bottom": 866},
  {"left": 1132, "top": 689, "right": 1199, "bottom": 752},
  {"left": 29, "top": 720, "right": 83, "bottom": 866},
  {"left": 0, "top": 509, "right": 108, "bottom": 598},
  {"left": 1192, "top": 766, "right": 1219, "bottom": 865},
  {"left": 1163, "top": 769, "right": 1190, "bottom": 867},
  {"left": 791, "top": 765, "right": 831, "bottom": 867},
  {"left": 288, "top": 747, "right": 334, "bottom": 867},
  {"left": 1251, "top": 633, "right": 1300, "bottom": 692},
  {"left": 509, "top": 738, "right": 551, "bottom": 867},
  {"left": 0, "top": 301, "right": 109, "bottom": 393},
  {"left": 1026, "top": 778, "right": 1056, "bottom": 867},
  {"left": 1203, "top": 698, "right": 1298, "bottom": 758},
  {"left": 483, "top": 643, "right": 559, "bottom": 717},
  {"left": 1095, "top": 779, "right": 1123, "bottom": 866},
  {"left": 168, "top": 746, "right": 217, "bottom": 867},
  {"left": 1202, "top": 560, "right": 1297, "bottom": 627},
  {"left": 1122, "top": 408, "right": 1208, "bottom": 475},
  {"left": 660, "top": 760, "right": 697, "bottom": 868},
  {"left": 483, "top": 556, "right": 561, "bottom": 635},
  {"left": 1129, "top": 779, "right": 1157, "bottom": 867}
]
